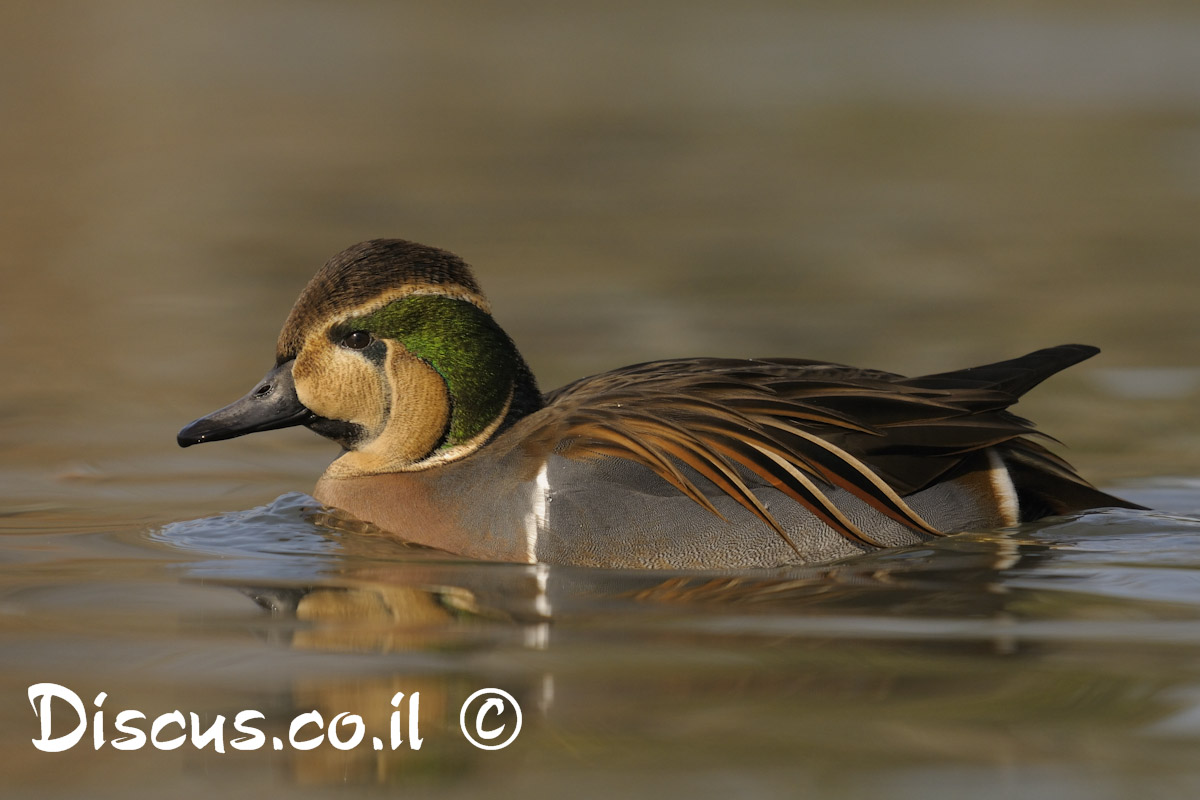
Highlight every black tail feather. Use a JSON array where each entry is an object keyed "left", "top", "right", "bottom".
[{"left": 909, "top": 344, "right": 1100, "bottom": 399}]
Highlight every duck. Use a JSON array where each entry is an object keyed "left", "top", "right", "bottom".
[{"left": 178, "top": 239, "right": 1143, "bottom": 569}]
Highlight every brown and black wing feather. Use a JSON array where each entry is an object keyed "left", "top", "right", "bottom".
[{"left": 535, "top": 345, "right": 1140, "bottom": 552}]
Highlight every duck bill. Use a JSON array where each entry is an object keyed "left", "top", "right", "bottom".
[{"left": 177, "top": 361, "right": 315, "bottom": 447}]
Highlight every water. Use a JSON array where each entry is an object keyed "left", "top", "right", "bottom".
[
  {"left": 9, "top": 494, "right": 1200, "bottom": 798},
  {"left": 4, "top": 2, "right": 1200, "bottom": 798}
]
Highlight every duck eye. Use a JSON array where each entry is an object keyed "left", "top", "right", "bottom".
[{"left": 342, "top": 330, "right": 373, "bottom": 350}]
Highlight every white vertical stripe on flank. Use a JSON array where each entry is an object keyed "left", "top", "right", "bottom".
[{"left": 523, "top": 460, "right": 550, "bottom": 563}]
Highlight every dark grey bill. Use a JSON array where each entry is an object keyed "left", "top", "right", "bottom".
[{"left": 177, "top": 360, "right": 315, "bottom": 447}]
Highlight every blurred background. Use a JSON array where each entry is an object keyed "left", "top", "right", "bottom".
[
  {"left": 3, "top": 2, "right": 1200, "bottom": 798},
  {"left": 3, "top": 0, "right": 1200, "bottom": 519}
]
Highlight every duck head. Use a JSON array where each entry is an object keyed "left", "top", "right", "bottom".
[{"left": 178, "top": 239, "right": 542, "bottom": 475}]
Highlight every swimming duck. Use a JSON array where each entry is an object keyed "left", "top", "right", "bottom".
[{"left": 178, "top": 239, "right": 1142, "bottom": 568}]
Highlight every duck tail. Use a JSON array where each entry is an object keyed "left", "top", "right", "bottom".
[
  {"left": 999, "top": 440, "right": 1147, "bottom": 520},
  {"left": 912, "top": 344, "right": 1101, "bottom": 399}
]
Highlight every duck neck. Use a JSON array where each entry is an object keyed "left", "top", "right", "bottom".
[{"left": 498, "top": 352, "right": 544, "bottom": 434}]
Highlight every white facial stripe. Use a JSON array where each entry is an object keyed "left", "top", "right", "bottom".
[
  {"left": 299, "top": 284, "right": 490, "bottom": 377},
  {"left": 324, "top": 284, "right": 491, "bottom": 332}
]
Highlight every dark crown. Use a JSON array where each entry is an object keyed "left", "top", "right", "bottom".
[{"left": 276, "top": 239, "right": 485, "bottom": 361}]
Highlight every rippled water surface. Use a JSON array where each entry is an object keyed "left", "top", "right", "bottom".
[{"left": 4, "top": 2, "right": 1200, "bottom": 798}]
